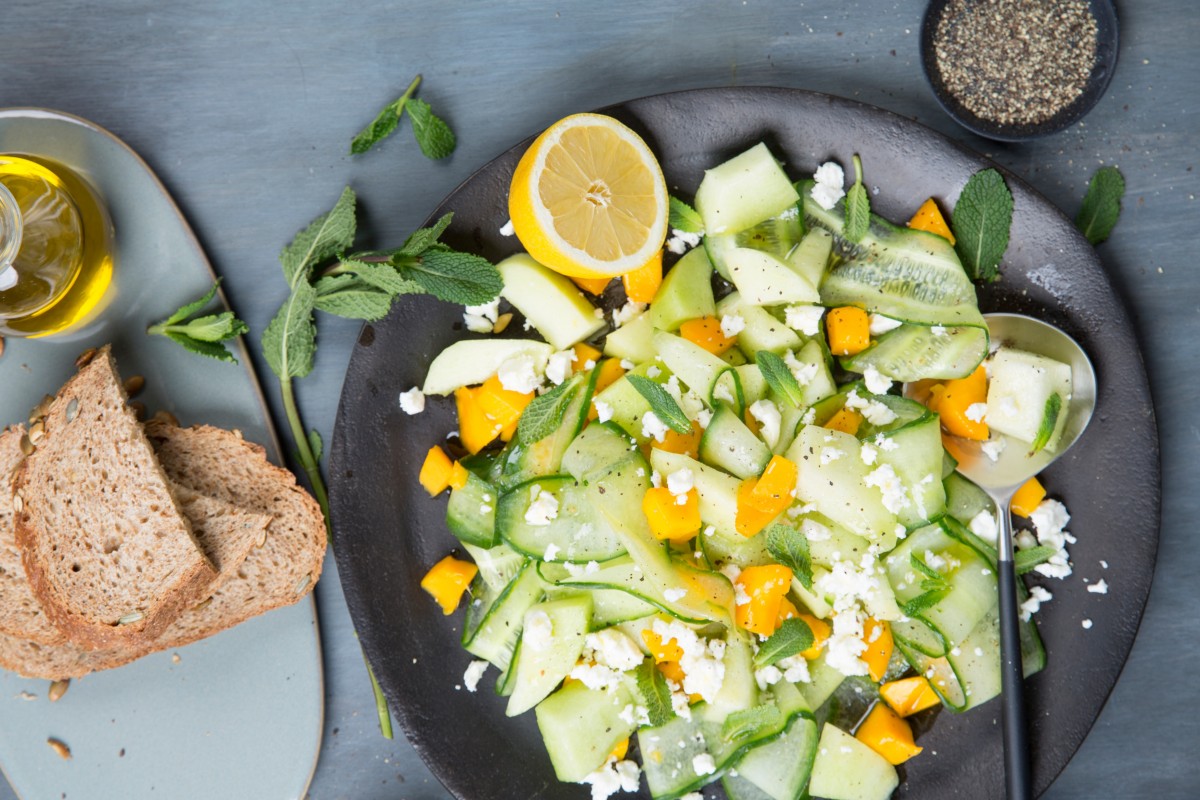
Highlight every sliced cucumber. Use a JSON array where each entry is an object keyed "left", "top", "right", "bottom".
[
  {"left": 603, "top": 309, "right": 656, "bottom": 364},
  {"left": 422, "top": 339, "right": 554, "bottom": 396},
  {"left": 506, "top": 595, "right": 593, "bottom": 716},
  {"left": 801, "top": 651, "right": 846, "bottom": 709},
  {"left": 944, "top": 471, "right": 995, "bottom": 525},
  {"left": 497, "top": 475, "right": 627, "bottom": 562},
  {"left": 727, "top": 248, "right": 820, "bottom": 307},
  {"left": 808, "top": 724, "right": 899, "bottom": 800},
  {"left": 729, "top": 713, "right": 819, "bottom": 800},
  {"left": 787, "top": 226, "right": 834, "bottom": 288},
  {"left": 873, "top": 412, "right": 947, "bottom": 529},
  {"left": 650, "top": 246, "right": 717, "bottom": 331},
  {"left": 843, "top": 323, "right": 988, "bottom": 382},
  {"left": 461, "top": 541, "right": 525, "bottom": 592},
  {"left": 699, "top": 404, "right": 772, "bottom": 479},
  {"left": 463, "top": 562, "right": 543, "bottom": 671},
  {"left": 705, "top": 207, "right": 805, "bottom": 281},
  {"left": 654, "top": 329, "right": 739, "bottom": 407},
  {"left": 562, "top": 422, "right": 639, "bottom": 482},
  {"left": 695, "top": 142, "right": 801, "bottom": 236},
  {"left": 446, "top": 469, "right": 498, "bottom": 548},
  {"left": 717, "top": 292, "right": 804, "bottom": 357},
  {"left": 985, "top": 347, "right": 1073, "bottom": 452},
  {"left": 497, "top": 253, "right": 606, "bottom": 349},
  {"left": 536, "top": 680, "right": 637, "bottom": 782},
  {"left": 650, "top": 450, "right": 740, "bottom": 541}
]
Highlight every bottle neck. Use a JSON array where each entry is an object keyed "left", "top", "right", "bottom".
[{"left": 0, "top": 182, "right": 22, "bottom": 273}]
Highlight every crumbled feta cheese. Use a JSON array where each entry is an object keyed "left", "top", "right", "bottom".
[
  {"left": 815, "top": 553, "right": 888, "bottom": 677},
  {"left": 931, "top": 325, "right": 948, "bottom": 336},
  {"left": 692, "top": 753, "right": 716, "bottom": 776},
  {"left": 545, "top": 350, "right": 578, "bottom": 385},
  {"left": 712, "top": 381, "right": 735, "bottom": 403},
  {"left": 641, "top": 411, "right": 669, "bottom": 443},
  {"left": 801, "top": 518, "right": 832, "bottom": 542},
  {"left": 868, "top": 314, "right": 903, "bottom": 336},
  {"left": 783, "top": 349, "right": 820, "bottom": 386},
  {"left": 844, "top": 390, "right": 897, "bottom": 425},
  {"left": 1028, "top": 498, "right": 1073, "bottom": 579},
  {"left": 862, "top": 366, "right": 893, "bottom": 395},
  {"left": 696, "top": 407, "right": 714, "bottom": 429},
  {"left": 820, "top": 446, "right": 846, "bottom": 465},
  {"left": 524, "top": 609, "right": 555, "bottom": 652},
  {"left": 593, "top": 399, "right": 615, "bottom": 423},
  {"left": 398, "top": 387, "right": 426, "bottom": 415},
  {"left": 963, "top": 402, "right": 988, "bottom": 423},
  {"left": 859, "top": 442, "right": 878, "bottom": 466},
  {"left": 749, "top": 399, "right": 782, "bottom": 448},
  {"left": 1019, "top": 585, "right": 1053, "bottom": 621},
  {"left": 968, "top": 510, "right": 998, "bottom": 543},
  {"left": 499, "top": 219, "right": 515, "bottom": 236},
  {"left": 620, "top": 359, "right": 636, "bottom": 371},
  {"left": 778, "top": 654, "right": 811, "bottom": 683},
  {"left": 498, "top": 354, "right": 543, "bottom": 394},
  {"left": 463, "top": 660, "right": 489, "bottom": 692},
  {"left": 463, "top": 298, "right": 502, "bottom": 334},
  {"left": 544, "top": 543, "right": 561, "bottom": 561},
  {"left": 612, "top": 300, "right": 646, "bottom": 328},
  {"left": 720, "top": 313, "right": 746, "bottom": 338},
  {"left": 1087, "top": 579, "right": 1109, "bottom": 594},
  {"left": 666, "top": 228, "right": 703, "bottom": 255},
  {"left": 981, "top": 437, "right": 1007, "bottom": 462},
  {"left": 524, "top": 485, "right": 560, "bottom": 526},
  {"left": 664, "top": 587, "right": 688, "bottom": 602},
  {"left": 1082, "top": 619, "right": 1093, "bottom": 629},
  {"left": 580, "top": 756, "right": 641, "bottom": 800},
  {"left": 589, "top": 628, "right": 644, "bottom": 671},
  {"left": 667, "top": 468, "right": 695, "bottom": 499},
  {"left": 811, "top": 162, "right": 846, "bottom": 209},
  {"left": 647, "top": 365, "right": 662, "bottom": 379},
  {"left": 650, "top": 618, "right": 727, "bottom": 702},
  {"left": 785, "top": 304, "right": 825, "bottom": 336},
  {"left": 754, "top": 665, "right": 783, "bottom": 690},
  {"left": 864, "top": 463, "right": 910, "bottom": 514}
]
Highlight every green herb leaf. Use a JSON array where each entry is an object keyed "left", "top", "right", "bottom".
[
  {"left": 338, "top": 259, "right": 426, "bottom": 296},
  {"left": 406, "top": 98, "right": 457, "bottom": 160},
  {"left": 350, "top": 76, "right": 422, "bottom": 155},
  {"left": 1075, "top": 166, "right": 1125, "bottom": 245},
  {"left": 308, "top": 429, "right": 323, "bottom": 463},
  {"left": 910, "top": 552, "right": 944, "bottom": 583},
  {"left": 765, "top": 523, "right": 812, "bottom": 590},
  {"left": 721, "top": 704, "right": 784, "bottom": 745},
  {"left": 843, "top": 154, "right": 870, "bottom": 243},
  {"left": 1015, "top": 545, "right": 1058, "bottom": 575},
  {"left": 669, "top": 196, "right": 704, "bottom": 233},
  {"left": 951, "top": 169, "right": 1013, "bottom": 282},
  {"left": 1029, "top": 392, "right": 1062, "bottom": 454},
  {"left": 147, "top": 281, "right": 248, "bottom": 363},
  {"left": 754, "top": 618, "right": 815, "bottom": 668},
  {"left": 756, "top": 351, "right": 805, "bottom": 409},
  {"left": 395, "top": 246, "right": 502, "bottom": 306},
  {"left": 514, "top": 376, "right": 580, "bottom": 445},
  {"left": 162, "top": 330, "right": 240, "bottom": 363},
  {"left": 160, "top": 281, "right": 220, "bottom": 326},
  {"left": 313, "top": 275, "right": 394, "bottom": 321},
  {"left": 399, "top": 213, "right": 455, "bottom": 257},
  {"left": 262, "top": 281, "right": 317, "bottom": 379},
  {"left": 901, "top": 589, "right": 948, "bottom": 617},
  {"left": 280, "top": 187, "right": 357, "bottom": 284},
  {"left": 625, "top": 375, "right": 692, "bottom": 435},
  {"left": 635, "top": 661, "right": 675, "bottom": 727}
]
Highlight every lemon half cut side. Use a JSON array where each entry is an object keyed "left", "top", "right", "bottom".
[{"left": 508, "top": 113, "right": 669, "bottom": 279}]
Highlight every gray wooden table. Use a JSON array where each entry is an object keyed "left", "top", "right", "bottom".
[{"left": 3, "top": 1, "right": 1196, "bottom": 798}]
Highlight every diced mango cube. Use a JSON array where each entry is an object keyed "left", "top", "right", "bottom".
[
  {"left": 679, "top": 316, "right": 737, "bottom": 356},
  {"left": 419, "top": 446, "right": 454, "bottom": 496},
  {"left": 907, "top": 197, "right": 956, "bottom": 245},
  {"left": 827, "top": 306, "right": 870, "bottom": 356},
  {"left": 622, "top": 251, "right": 663, "bottom": 303},
  {"left": 1011, "top": 477, "right": 1047, "bottom": 518},
  {"left": 420, "top": 555, "right": 478, "bottom": 615},
  {"left": 734, "top": 564, "right": 794, "bottom": 636},
  {"left": 879, "top": 676, "right": 942, "bottom": 717},
  {"left": 855, "top": 703, "right": 923, "bottom": 765},
  {"left": 643, "top": 487, "right": 701, "bottom": 542}
]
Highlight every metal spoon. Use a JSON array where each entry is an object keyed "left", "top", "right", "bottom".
[{"left": 950, "top": 313, "right": 1097, "bottom": 800}]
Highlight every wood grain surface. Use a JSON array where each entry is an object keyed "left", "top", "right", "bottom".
[{"left": 1, "top": 1, "right": 1196, "bottom": 798}]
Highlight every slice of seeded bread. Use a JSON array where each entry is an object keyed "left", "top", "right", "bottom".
[
  {"left": 12, "top": 346, "right": 218, "bottom": 650},
  {"left": 0, "top": 486, "right": 272, "bottom": 679},
  {"left": 0, "top": 426, "right": 66, "bottom": 646}
]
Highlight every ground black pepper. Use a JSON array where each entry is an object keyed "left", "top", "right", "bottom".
[{"left": 932, "top": 0, "right": 1099, "bottom": 126}]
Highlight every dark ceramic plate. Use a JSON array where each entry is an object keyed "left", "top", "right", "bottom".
[{"left": 329, "top": 87, "right": 1159, "bottom": 799}]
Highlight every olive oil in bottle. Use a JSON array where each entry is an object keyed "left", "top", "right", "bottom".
[{"left": 0, "top": 154, "right": 114, "bottom": 337}]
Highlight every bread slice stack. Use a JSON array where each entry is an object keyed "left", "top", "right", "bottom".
[{"left": 0, "top": 346, "right": 326, "bottom": 679}]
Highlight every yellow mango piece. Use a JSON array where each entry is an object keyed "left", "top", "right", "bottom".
[
  {"left": 679, "top": 316, "right": 737, "bottom": 356},
  {"left": 573, "top": 341, "right": 603, "bottom": 366},
  {"left": 658, "top": 420, "right": 703, "bottom": 459},
  {"left": 456, "top": 387, "right": 501, "bottom": 454},
  {"left": 622, "top": 251, "right": 664, "bottom": 303},
  {"left": 749, "top": 455, "right": 798, "bottom": 510},
  {"left": 642, "top": 629, "right": 685, "bottom": 663},
  {"left": 735, "top": 478, "right": 781, "bottom": 538},
  {"left": 861, "top": 619, "right": 894, "bottom": 682},
  {"left": 448, "top": 461, "right": 470, "bottom": 491},
  {"left": 735, "top": 564, "right": 794, "bottom": 636},
  {"left": 823, "top": 407, "right": 863, "bottom": 436},
  {"left": 907, "top": 197, "right": 956, "bottom": 245},
  {"left": 609, "top": 737, "right": 629, "bottom": 761},
  {"left": 476, "top": 374, "right": 535, "bottom": 430},
  {"left": 826, "top": 306, "right": 871, "bottom": 356},
  {"left": 643, "top": 487, "right": 701, "bottom": 542},
  {"left": 571, "top": 274, "right": 613, "bottom": 295},
  {"left": 776, "top": 596, "right": 800, "bottom": 625},
  {"left": 855, "top": 703, "right": 923, "bottom": 765},
  {"left": 936, "top": 364, "right": 989, "bottom": 441},
  {"left": 1011, "top": 477, "right": 1047, "bottom": 518},
  {"left": 798, "top": 613, "right": 832, "bottom": 660},
  {"left": 420, "top": 555, "right": 478, "bottom": 615},
  {"left": 418, "top": 446, "right": 455, "bottom": 496},
  {"left": 879, "top": 676, "right": 942, "bottom": 717}
]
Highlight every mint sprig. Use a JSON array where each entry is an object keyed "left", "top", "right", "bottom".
[
  {"left": 147, "top": 280, "right": 249, "bottom": 364},
  {"left": 1075, "top": 166, "right": 1125, "bottom": 245},
  {"left": 668, "top": 196, "right": 704, "bottom": 233},
  {"left": 626, "top": 375, "right": 691, "bottom": 434},
  {"left": 514, "top": 375, "right": 582, "bottom": 445},
  {"left": 753, "top": 617, "right": 815, "bottom": 668},
  {"left": 351, "top": 75, "right": 457, "bottom": 159},
  {"left": 1015, "top": 545, "right": 1058, "bottom": 575},
  {"left": 951, "top": 168, "right": 1013, "bottom": 283},
  {"left": 756, "top": 351, "right": 804, "bottom": 409},
  {"left": 843, "top": 154, "right": 870, "bottom": 243},
  {"left": 765, "top": 523, "right": 812, "bottom": 589},
  {"left": 635, "top": 661, "right": 675, "bottom": 727}
]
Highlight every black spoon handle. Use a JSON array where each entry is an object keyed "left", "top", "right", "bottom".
[{"left": 997, "top": 507, "right": 1032, "bottom": 800}]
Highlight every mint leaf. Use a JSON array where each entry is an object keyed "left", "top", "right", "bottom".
[
  {"left": 843, "top": 154, "right": 870, "bottom": 243},
  {"left": 1076, "top": 166, "right": 1125, "bottom": 245},
  {"left": 163, "top": 331, "right": 239, "bottom": 363},
  {"left": 1029, "top": 392, "right": 1062, "bottom": 454},
  {"left": 910, "top": 552, "right": 944, "bottom": 583},
  {"left": 262, "top": 281, "right": 317, "bottom": 379},
  {"left": 313, "top": 275, "right": 393, "bottom": 321},
  {"left": 309, "top": 429, "right": 323, "bottom": 463},
  {"left": 160, "top": 281, "right": 220, "bottom": 326},
  {"left": 635, "top": 661, "right": 674, "bottom": 727},
  {"left": 339, "top": 259, "right": 425, "bottom": 296},
  {"left": 626, "top": 375, "right": 691, "bottom": 434},
  {"left": 901, "top": 589, "right": 948, "bottom": 617},
  {"left": 669, "top": 196, "right": 704, "bottom": 233},
  {"left": 515, "top": 376, "right": 580, "bottom": 445},
  {"left": 280, "top": 187, "right": 357, "bottom": 284},
  {"left": 1015, "top": 545, "right": 1057, "bottom": 575},
  {"left": 754, "top": 618, "right": 815, "bottom": 668},
  {"left": 951, "top": 169, "right": 1013, "bottom": 282},
  {"left": 406, "top": 98, "right": 457, "bottom": 160},
  {"left": 765, "top": 523, "right": 812, "bottom": 589},
  {"left": 756, "top": 351, "right": 804, "bottom": 409},
  {"left": 721, "top": 704, "right": 784, "bottom": 744},
  {"left": 350, "top": 76, "right": 421, "bottom": 155},
  {"left": 396, "top": 246, "right": 502, "bottom": 306},
  {"left": 399, "top": 213, "right": 455, "bottom": 257},
  {"left": 147, "top": 281, "right": 248, "bottom": 363}
]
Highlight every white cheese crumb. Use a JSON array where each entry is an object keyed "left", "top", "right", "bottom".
[
  {"left": 498, "top": 219, "right": 515, "bottom": 236},
  {"left": 1100, "top": 560, "right": 1109, "bottom": 569},
  {"left": 498, "top": 354, "right": 543, "bottom": 394},
  {"left": 931, "top": 324, "right": 948, "bottom": 336},
  {"left": 667, "top": 468, "right": 695, "bottom": 498},
  {"left": 580, "top": 756, "right": 641, "bottom": 800},
  {"left": 692, "top": 753, "right": 716, "bottom": 776},
  {"left": 524, "top": 609, "right": 554, "bottom": 652},
  {"left": 868, "top": 314, "right": 903, "bottom": 336},
  {"left": 463, "top": 660, "right": 489, "bottom": 692},
  {"left": 664, "top": 587, "right": 688, "bottom": 602},
  {"left": 811, "top": 162, "right": 846, "bottom": 209},
  {"left": 859, "top": 442, "right": 878, "bottom": 466},
  {"left": 1020, "top": 585, "right": 1053, "bottom": 621},
  {"left": 1087, "top": 579, "right": 1109, "bottom": 594},
  {"left": 1082, "top": 619, "right": 1093, "bottom": 629},
  {"left": 864, "top": 463, "right": 910, "bottom": 514},
  {"left": 820, "top": 446, "right": 846, "bottom": 465},
  {"left": 463, "top": 298, "right": 502, "bottom": 334},
  {"left": 968, "top": 510, "right": 998, "bottom": 543},
  {"left": 612, "top": 300, "right": 646, "bottom": 328},
  {"left": 981, "top": 437, "right": 1007, "bottom": 462},
  {"left": 545, "top": 350, "right": 578, "bottom": 385},
  {"left": 862, "top": 365, "right": 893, "bottom": 395},
  {"left": 720, "top": 313, "right": 746, "bottom": 338},
  {"left": 398, "top": 387, "right": 426, "bottom": 415},
  {"left": 544, "top": 543, "right": 560, "bottom": 562},
  {"left": 965, "top": 402, "right": 987, "bottom": 423},
  {"left": 641, "top": 411, "right": 669, "bottom": 443},
  {"left": 783, "top": 348, "right": 819, "bottom": 386},
  {"left": 785, "top": 304, "right": 825, "bottom": 336},
  {"left": 593, "top": 399, "right": 614, "bottom": 423},
  {"left": 524, "top": 485, "right": 559, "bottom": 526},
  {"left": 749, "top": 399, "right": 783, "bottom": 448},
  {"left": 844, "top": 390, "right": 897, "bottom": 425},
  {"left": 666, "top": 228, "right": 703, "bottom": 255}
]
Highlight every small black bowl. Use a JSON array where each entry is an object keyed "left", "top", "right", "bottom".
[{"left": 920, "top": 0, "right": 1119, "bottom": 142}]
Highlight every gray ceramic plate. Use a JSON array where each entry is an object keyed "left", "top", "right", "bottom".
[
  {"left": 329, "top": 88, "right": 1159, "bottom": 799},
  {"left": 0, "top": 109, "right": 323, "bottom": 800}
]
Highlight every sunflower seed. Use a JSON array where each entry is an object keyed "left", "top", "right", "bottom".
[
  {"left": 47, "top": 738, "right": 71, "bottom": 760},
  {"left": 74, "top": 348, "right": 97, "bottom": 369},
  {"left": 294, "top": 574, "right": 312, "bottom": 594},
  {"left": 117, "top": 611, "right": 143, "bottom": 625},
  {"left": 12, "top": 491, "right": 23, "bottom": 514},
  {"left": 256, "top": 527, "right": 269, "bottom": 548},
  {"left": 48, "top": 679, "right": 70, "bottom": 703},
  {"left": 493, "top": 313, "right": 514, "bottom": 334},
  {"left": 19, "top": 434, "right": 33, "bottom": 456},
  {"left": 123, "top": 375, "right": 145, "bottom": 397},
  {"left": 28, "top": 394, "right": 53, "bottom": 424},
  {"left": 28, "top": 420, "right": 45, "bottom": 444},
  {"left": 65, "top": 398, "right": 79, "bottom": 422}
]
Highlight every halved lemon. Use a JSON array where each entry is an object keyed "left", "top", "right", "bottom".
[{"left": 508, "top": 113, "right": 668, "bottom": 279}]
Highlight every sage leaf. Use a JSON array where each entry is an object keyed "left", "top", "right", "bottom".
[
  {"left": 669, "top": 196, "right": 704, "bottom": 233},
  {"left": 1015, "top": 545, "right": 1058, "bottom": 575},
  {"left": 625, "top": 375, "right": 691, "bottom": 434}
]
